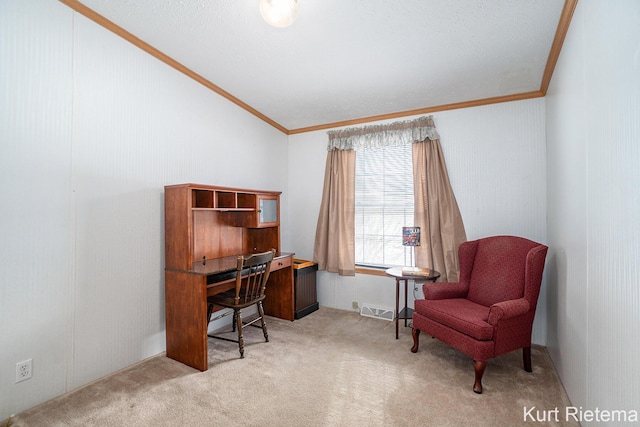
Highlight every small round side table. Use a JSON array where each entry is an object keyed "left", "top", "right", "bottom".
[{"left": 385, "top": 267, "right": 440, "bottom": 339}]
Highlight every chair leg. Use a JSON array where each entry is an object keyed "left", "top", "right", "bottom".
[
  {"left": 473, "top": 360, "right": 486, "bottom": 394},
  {"left": 411, "top": 328, "right": 420, "bottom": 353},
  {"left": 258, "top": 302, "right": 269, "bottom": 342},
  {"left": 523, "top": 346, "right": 532, "bottom": 372},
  {"left": 236, "top": 309, "right": 245, "bottom": 358},
  {"left": 206, "top": 303, "right": 214, "bottom": 324},
  {"left": 232, "top": 311, "right": 237, "bottom": 332}
]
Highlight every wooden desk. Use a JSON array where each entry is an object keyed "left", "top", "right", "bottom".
[
  {"left": 385, "top": 267, "right": 440, "bottom": 339},
  {"left": 165, "top": 252, "right": 294, "bottom": 371}
]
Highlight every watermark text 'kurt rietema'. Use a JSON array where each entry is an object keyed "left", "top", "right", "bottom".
[{"left": 524, "top": 406, "right": 638, "bottom": 423}]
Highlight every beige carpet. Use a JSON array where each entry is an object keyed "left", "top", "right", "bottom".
[{"left": 11, "top": 307, "right": 576, "bottom": 427}]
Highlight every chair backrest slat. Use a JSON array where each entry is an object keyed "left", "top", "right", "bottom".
[{"left": 234, "top": 249, "right": 275, "bottom": 304}]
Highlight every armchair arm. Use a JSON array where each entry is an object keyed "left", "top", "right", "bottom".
[
  {"left": 423, "top": 281, "right": 468, "bottom": 300},
  {"left": 487, "top": 298, "right": 530, "bottom": 326}
]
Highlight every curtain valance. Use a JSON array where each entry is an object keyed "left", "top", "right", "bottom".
[{"left": 327, "top": 115, "right": 439, "bottom": 151}]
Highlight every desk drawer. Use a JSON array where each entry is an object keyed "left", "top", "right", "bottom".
[{"left": 271, "top": 255, "right": 292, "bottom": 272}]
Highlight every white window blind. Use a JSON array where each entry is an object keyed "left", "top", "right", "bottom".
[{"left": 355, "top": 143, "right": 414, "bottom": 267}]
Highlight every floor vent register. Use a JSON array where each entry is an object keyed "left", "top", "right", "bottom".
[{"left": 360, "top": 304, "right": 394, "bottom": 321}]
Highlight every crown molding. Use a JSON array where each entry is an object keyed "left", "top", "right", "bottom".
[
  {"left": 288, "top": 91, "right": 545, "bottom": 135},
  {"left": 59, "top": 0, "right": 576, "bottom": 136},
  {"left": 58, "top": 0, "right": 289, "bottom": 134},
  {"left": 540, "top": 0, "right": 579, "bottom": 95}
]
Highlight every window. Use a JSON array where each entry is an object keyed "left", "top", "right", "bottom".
[{"left": 354, "top": 143, "right": 414, "bottom": 267}]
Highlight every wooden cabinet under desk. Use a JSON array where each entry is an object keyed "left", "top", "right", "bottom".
[
  {"left": 164, "top": 183, "right": 296, "bottom": 371},
  {"left": 263, "top": 253, "right": 295, "bottom": 321}
]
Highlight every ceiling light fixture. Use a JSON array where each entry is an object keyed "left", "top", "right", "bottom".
[{"left": 260, "top": 0, "right": 298, "bottom": 28}]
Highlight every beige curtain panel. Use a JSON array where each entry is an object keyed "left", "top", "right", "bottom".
[
  {"left": 314, "top": 115, "right": 466, "bottom": 279},
  {"left": 412, "top": 137, "right": 467, "bottom": 282},
  {"left": 313, "top": 149, "right": 356, "bottom": 276}
]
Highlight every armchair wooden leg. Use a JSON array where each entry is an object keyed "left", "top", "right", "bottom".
[
  {"left": 523, "top": 346, "right": 532, "bottom": 372},
  {"left": 473, "top": 360, "right": 486, "bottom": 394},
  {"left": 411, "top": 328, "right": 420, "bottom": 353}
]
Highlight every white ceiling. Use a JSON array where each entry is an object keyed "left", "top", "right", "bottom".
[{"left": 74, "top": 0, "right": 567, "bottom": 133}]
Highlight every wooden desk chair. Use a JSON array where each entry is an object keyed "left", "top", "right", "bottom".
[{"left": 206, "top": 249, "right": 275, "bottom": 358}]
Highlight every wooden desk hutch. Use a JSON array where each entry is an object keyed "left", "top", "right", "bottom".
[{"left": 164, "top": 183, "right": 295, "bottom": 371}]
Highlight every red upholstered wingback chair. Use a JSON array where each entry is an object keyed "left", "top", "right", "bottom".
[{"left": 411, "top": 235, "right": 548, "bottom": 394}]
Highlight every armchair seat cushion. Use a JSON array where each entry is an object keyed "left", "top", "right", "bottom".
[{"left": 414, "top": 298, "right": 493, "bottom": 341}]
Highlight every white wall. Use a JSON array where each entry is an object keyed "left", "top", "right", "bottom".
[
  {"left": 288, "top": 98, "right": 548, "bottom": 343},
  {"left": 0, "top": 0, "right": 74, "bottom": 413},
  {"left": 7, "top": 0, "right": 638, "bottom": 421},
  {"left": 0, "top": 0, "right": 288, "bottom": 418},
  {"left": 545, "top": 0, "right": 640, "bottom": 419}
]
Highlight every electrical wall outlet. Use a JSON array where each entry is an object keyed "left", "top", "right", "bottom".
[
  {"left": 16, "top": 359, "right": 32, "bottom": 383},
  {"left": 352, "top": 301, "right": 359, "bottom": 309}
]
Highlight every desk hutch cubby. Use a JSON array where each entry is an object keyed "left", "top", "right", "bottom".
[{"left": 164, "top": 183, "right": 295, "bottom": 371}]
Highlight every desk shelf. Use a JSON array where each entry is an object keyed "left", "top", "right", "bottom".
[{"left": 190, "top": 188, "right": 263, "bottom": 212}]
